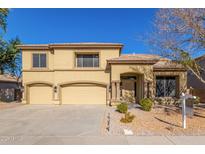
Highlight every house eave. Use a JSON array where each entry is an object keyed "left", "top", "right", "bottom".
[
  {"left": 107, "top": 60, "right": 159, "bottom": 64},
  {"left": 16, "top": 45, "right": 49, "bottom": 50},
  {"left": 17, "top": 43, "right": 123, "bottom": 50},
  {"left": 153, "top": 67, "right": 187, "bottom": 72}
]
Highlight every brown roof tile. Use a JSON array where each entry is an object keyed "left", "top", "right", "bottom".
[
  {"left": 107, "top": 54, "right": 161, "bottom": 64},
  {"left": 108, "top": 54, "right": 186, "bottom": 70},
  {"left": 153, "top": 59, "right": 186, "bottom": 70}
]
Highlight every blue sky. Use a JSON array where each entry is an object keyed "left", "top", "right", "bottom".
[{"left": 5, "top": 8, "right": 157, "bottom": 54}]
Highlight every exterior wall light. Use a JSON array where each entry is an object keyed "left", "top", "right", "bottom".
[{"left": 54, "top": 86, "right": 57, "bottom": 93}]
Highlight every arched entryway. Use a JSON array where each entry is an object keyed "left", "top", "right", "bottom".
[{"left": 120, "top": 73, "right": 144, "bottom": 103}]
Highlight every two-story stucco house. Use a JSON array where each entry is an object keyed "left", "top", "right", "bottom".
[{"left": 17, "top": 43, "right": 187, "bottom": 105}]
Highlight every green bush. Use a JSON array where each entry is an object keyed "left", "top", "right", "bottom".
[
  {"left": 116, "top": 103, "right": 128, "bottom": 113},
  {"left": 194, "top": 96, "right": 200, "bottom": 104},
  {"left": 139, "top": 98, "right": 153, "bottom": 111},
  {"left": 120, "top": 112, "right": 135, "bottom": 123}
]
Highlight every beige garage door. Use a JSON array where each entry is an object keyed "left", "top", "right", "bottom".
[
  {"left": 61, "top": 84, "right": 106, "bottom": 104},
  {"left": 29, "top": 84, "right": 53, "bottom": 104}
]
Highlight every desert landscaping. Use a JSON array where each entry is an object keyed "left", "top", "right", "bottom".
[{"left": 103, "top": 104, "right": 205, "bottom": 136}]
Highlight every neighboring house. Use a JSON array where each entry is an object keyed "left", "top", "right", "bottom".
[
  {"left": 17, "top": 43, "right": 187, "bottom": 105},
  {"left": 187, "top": 55, "right": 205, "bottom": 103},
  {"left": 0, "top": 74, "right": 22, "bottom": 102}
]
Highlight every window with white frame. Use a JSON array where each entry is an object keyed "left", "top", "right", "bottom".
[
  {"left": 76, "top": 54, "right": 99, "bottom": 68},
  {"left": 32, "top": 53, "right": 47, "bottom": 68}
]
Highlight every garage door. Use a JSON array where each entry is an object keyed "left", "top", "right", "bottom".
[
  {"left": 61, "top": 84, "right": 106, "bottom": 104},
  {"left": 29, "top": 84, "right": 53, "bottom": 104}
]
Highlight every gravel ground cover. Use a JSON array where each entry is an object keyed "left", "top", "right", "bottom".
[{"left": 102, "top": 104, "right": 205, "bottom": 136}]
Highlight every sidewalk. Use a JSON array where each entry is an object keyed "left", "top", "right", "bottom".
[
  {"left": 125, "top": 136, "right": 205, "bottom": 145},
  {"left": 1, "top": 136, "right": 205, "bottom": 145}
]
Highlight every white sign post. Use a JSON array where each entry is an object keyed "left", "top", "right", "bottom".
[
  {"left": 181, "top": 94, "right": 186, "bottom": 129},
  {"left": 180, "top": 93, "right": 195, "bottom": 129}
]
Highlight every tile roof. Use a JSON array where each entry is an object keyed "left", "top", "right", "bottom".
[
  {"left": 107, "top": 54, "right": 186, "bottom": 70},
  {"left": 153, "top": 59, "right": 185, "bottom": 70},
  {"left": 109, "top": 54, "right": 161, "bottom": 61},
  {"left": 107, "top": 54, "right": 161, "bottom": 64}
]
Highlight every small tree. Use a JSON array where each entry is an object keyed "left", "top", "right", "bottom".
[
  {"left": 148, "top": 9, "right": 205, "bottom": 84},
  {"left": 0, "top": 38, "right": 21, "bottom": 75},
  {"left": 0, "top": 8, "right": 21, "bottom": 77},
  {"left": 0, "top": 8, "right": 9, "bottom": 33}
]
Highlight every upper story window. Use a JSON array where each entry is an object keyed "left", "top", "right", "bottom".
[
  {"left": 32, "top": 53, "right": 47, "bottom": 68},
  {"left": 76, "top": 54, "right": 99, "bottom": 68},
  {"left": 156, "top": 76, "right": 177, "bottom": 97}
]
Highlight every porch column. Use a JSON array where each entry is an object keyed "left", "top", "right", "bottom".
[
  {"left": 144, "top": 81, "right": 148, "bottom": 98},
  {"left": 144, "top": 81, "right": 151, "bottom": 98},
  {"left": 116, "top": 81, "right": 121, "bottom": 101},
  {"left": 106, "top": 84, "right": 111, "bottom": 106},
  {"left": 137, "top": 75, "right": 143, "bottom": 101},
  {"left": 22, "top": 84, "right": 26, "bottom": 101},
  {"left": 20, "top": 84, "right": 27, "bottom": 104},
  {"left": 111, "top": 81, "right": 116, "bottom": 101},
  {"left": 147, "top": 82, "right": 150, "bottom": 98}
]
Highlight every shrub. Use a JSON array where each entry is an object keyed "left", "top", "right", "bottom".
[
  {"left": 116, "top": 103, "right": 128, "bottom": 113},
  {"left": 139, "top": 98, "right": 153, "bottom": 111},
  {"left": 122, "top": 91, "right": 135, "bottom": 103},
  {"left": 194, "top": 96, "right": 200, "bottom": 104},
  {"left": 154, "top": 97, "right": 179, "bottom": 106},
  {"left": 120, "top": 112, "right": 135, "bottom": 123}
]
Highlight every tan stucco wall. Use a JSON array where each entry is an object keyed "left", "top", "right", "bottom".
[
  {"left": 22, "top": 48, "right": 119, "bottom": 71},
  {"left": 111, "top": 64, "right": 187, "bottom": 101},
  {"left": 22, "top": 50, "right": 54, "bottom": 70},
  {"left": 54, "top": 71, "right": 109, "bottom": 84},
  {"left": 22, "top": 48, "right": 120, "bottom": 104},
  {"left": 111, "top": 64, "right": 153, "bottom": 81},
  {"left": 111, "top": 64, "right": 154, "bottom": 100}
]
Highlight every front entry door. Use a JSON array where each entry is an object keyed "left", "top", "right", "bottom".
[{"left": 121, "top": 80, "right": 136, "bottom": 103}]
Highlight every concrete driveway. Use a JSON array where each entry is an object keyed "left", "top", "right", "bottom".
[{"left": 0, "top": 105, "right": 105, "bottom": 144}]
